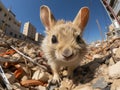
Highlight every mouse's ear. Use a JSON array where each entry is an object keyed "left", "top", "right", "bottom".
[
  {"left": 40, "top": 5, "right": 56, "bottom": 31},
  {"left": 73, "top": 7, "right": 89, "bottom": 34}
]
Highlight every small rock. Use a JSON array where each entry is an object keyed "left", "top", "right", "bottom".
[
  {"left": 73, "top": 84, "right": 93, "bottom": 90},
  {"left": 23, "top": 46, "right": 36, "bottom": 58},
  {"left": 23, "top": 46, "right": 30, "bottom": 55},
  {"left": 111, "top": 79, "right": 120, "bottom": 90},
  {"left": 48, "top": 84, "right": 58, "bottom": 90},
  {"left": 93, "top": 77, "right": 108, "bottom": 89},
  {"left": 32, "top": 70, "right": 50, "bottom": 82},
  {"left": 58, "top": 87, "right": 68, "bottom": 90},
  {"left": 12, "top": 53, "right": 21, "bottom": 60},
  {"left": 21, "top": 75, "right": 28, "bottom": 81},
  {"left": 109, "top": 57, "right": 115, "bottom": 66},
  {"left": 97, "top": 64, "right": 108, "bottom": 76},
  {"left": 12, "top": 82, "right": 29, "bottom": 90},
  {"left": 5, "top": 72, "right": 16, "bottom": 84},
  {"left": 93, "top": 54, "right": 103, "bottom": 59},
  {"left": 108, "top": 61, "right": 120, "bottom": 79},
  {"left": 3, "top": 55, "right": 10, "bottom": 58},
  {"left": 36, "top": 85, "right": 46, "bottom": 90},
  {"left": 112, "top": 48, "right": 118, "bottom": 54},
  {"left": 114, "top": 47, "right": 120, "bottom": 58},
  {"left": 102, "top": 85, "right": 111, "bottom": 90}
]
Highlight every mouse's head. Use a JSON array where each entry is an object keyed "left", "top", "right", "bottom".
[{"left": 40, "top": 5, "right": 89, "bottom": 62}]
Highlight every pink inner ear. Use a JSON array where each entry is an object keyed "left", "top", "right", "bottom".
[
  {"left": 40, "top": 5, "right": 56, "bottom": 31},
  {"left": 40, "top": 6, "right": 51, "bottom": 30},
  {"left": 80, "top": 7, "right": 89, "bottom": 30},
  {"left": 41, "top": 12, "right": 50, "bottom": 28}
]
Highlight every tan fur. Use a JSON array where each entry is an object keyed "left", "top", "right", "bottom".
[{"left": 40, "top": 5, "right": 89, "bottom": 83}]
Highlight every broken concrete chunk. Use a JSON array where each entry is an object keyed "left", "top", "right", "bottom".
[
  {"left": 111, "top": 79, "right": 120, "bottom": 90},
  {"left": 12, "top": 53, "right": 21, "bottom": 60},
  {"left": 109, "top": 57, "right": 115, "bottom": 66},
  {"left": 12, "top": 83, "right": 29, "bottom": 90},
  {"left": 32, "top": 70, "right": 50, "bottom": 82},
  {"left": 5, "top": 72, "right": 16, "bottom": 84},
  {"left": 73, "top": 84, "right": 93, "bottom": 90},
  {"left": 115, "top": 47, "right": 120, "bottom": 58},
  {"left": 92, "top": 77, "right": 108, "bottom": 89},
  {"left": 36, "top": 85, "right": 46, "bottom": 90},
  {"left": 108, "top": 61, "right": 120, "bottom": 79}
]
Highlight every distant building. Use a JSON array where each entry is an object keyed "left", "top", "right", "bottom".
[
  {"left": 101, "top": 0, "right": 120, "bottom": 40},
  {"left": 0, "top": 1, "right": 21, "bottom": 38},
  {"left": 101, "top": 0, "right": 120, "bottom": 26},
  {"left": 35, "top": 32, "right": 44, "bottom": 43},
  {"left": 23, "top": 22, "right": 36, "bottom": 40},
  {"left": 108, "top": 0, "right": 120, "bottom": 19}
]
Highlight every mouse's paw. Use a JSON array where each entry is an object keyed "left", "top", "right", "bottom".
[{"left": 51, "top": 74, "right": 61, "bottom": 84}]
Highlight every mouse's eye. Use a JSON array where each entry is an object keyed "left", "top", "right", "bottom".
[
  {"left": 51, "top": 35, "right": 58, "bottom": 44},
  {"left": 76, "top": 35, "right": 84, "bottom": 44}
]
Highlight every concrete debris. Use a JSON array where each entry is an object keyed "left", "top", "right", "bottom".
[
  {"left": 111, "top": 79, "right": 120, "bottom": 90},
  {"left": 73, "top": 84, "right": 93, "bottom": 90},
  {"left": 92, "top": 77, "right": 108, "bottom": 89},
  {"left": 108, "top": 61, "right": 120, "bottom": 79},
  {"left": 0, "top": 30, "right": 120, "bottom": 89},
  {"left": 32, "top": 70, "right": 50, "bottom": 82}
]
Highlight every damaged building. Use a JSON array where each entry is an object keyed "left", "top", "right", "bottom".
[
  {"left": 0, "top": 1, "right": 25, "bottom": 39},
  {"left": 101, "top": 0, "right": 120, "bottom": 40}
]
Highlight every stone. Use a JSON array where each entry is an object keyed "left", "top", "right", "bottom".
[
  {"left": 23, "top": 46, "right": 36, "bottom": 58},
  {"left": 5, "top": 72, "right": 16, "bottom": 84},
  {"left": 32, "top": 69, "right": 41, "bottom": 80},
  {"left": 58, "top": 87, "right": 68, "bottom": 90},
  {"left": 32, "top": 70, "right": 50, "bottom": 82},
  {"left": 98, "top": 64, "right": 108, "bottom": 75},
  {"left": 73, "top": 84, "right": 93, "bottom": 90},
  {"left": 23, "top": 46, "right": 29, "bottom": 54},
  {"left": 36, "top": 85, "right": 46, "bottom": 90},
  {"left": 108, "top": 61, "right": 120, "bottom": 79},
  {"left": 48, "top": 84, "right": 58, "bottom": 90},
  {"left": 12, "top": 53, "right": 21, "bottom": 60},
  {"left": 12, "top": 83, "right": 29, "bottom": 90},
  {"left": 92, "top": 77, "right": 108, "bottom": 89},
  {"left": 111, "top": 79, "right": 120, "bottom": 90},
  {"left": 114, "top": 47, "right": 120, "bottom": 58},
  {"left": 112, "top": 48, "right": 118, "bottom": 54},
  {"left": 109, "top": 57, "right": 115, "bottom": 66},
  {"left": 21, "top": 75, "right": 28, "bottom": 81},
  {"left": 93, "top": 54, "right": 103, "bottom": 59},
  {"left": 3, "top": 55, "right": 10, "bottom": 58},
  {"left": 102, "top": 86, "right": 111, "bottom": 90}
]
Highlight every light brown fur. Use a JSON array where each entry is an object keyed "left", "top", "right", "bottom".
[{"left": 40, "top": 5, "right": 89, "bottom": 83}]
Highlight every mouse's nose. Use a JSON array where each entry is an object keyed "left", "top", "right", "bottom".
[{"left": 62, "top": 48, "right": 73, "bottom": 58}]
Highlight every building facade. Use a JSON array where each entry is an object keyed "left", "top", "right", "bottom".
[
  {"left": 108, "top": 0, "right": 120, "bottom": 17},
  {"left": 23, "top": 22, "right": 36, "bottom": 40},
  {"left": 101, "top": 0, "right": 120, "bottom": 40},
  {"left": 0, "top": 1, "right": 21, "bottom": 38},
  {"left": 101, "top": 0, "right": 120, "bottom": 25},
  {"left": 35, "top": 32, "right": 44, "bottom": 43}
]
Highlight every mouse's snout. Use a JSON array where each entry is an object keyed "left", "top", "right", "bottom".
[{"left": 62, "top": 48, "right": 73, "bottom": 59}]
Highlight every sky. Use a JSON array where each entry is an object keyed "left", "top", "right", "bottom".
[{"left": 1, "top": 0, "right": 111, "bottom": 43}]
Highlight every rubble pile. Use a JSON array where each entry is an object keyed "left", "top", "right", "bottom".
[{"left": 0, "top": 30, "right": 120, "bottom": 90}]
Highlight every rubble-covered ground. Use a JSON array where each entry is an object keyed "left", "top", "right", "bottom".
[{"left": 0, "top": 30, "right": 120, "bottom": 90}]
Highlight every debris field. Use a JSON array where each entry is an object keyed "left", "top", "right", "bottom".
[{"left": 0, "top": 30, "right": 120, "bottom": 90}]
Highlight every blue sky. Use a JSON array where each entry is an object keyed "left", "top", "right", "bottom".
[{"left": 1, "top": 0, "right": 111, "bottom": 43}]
